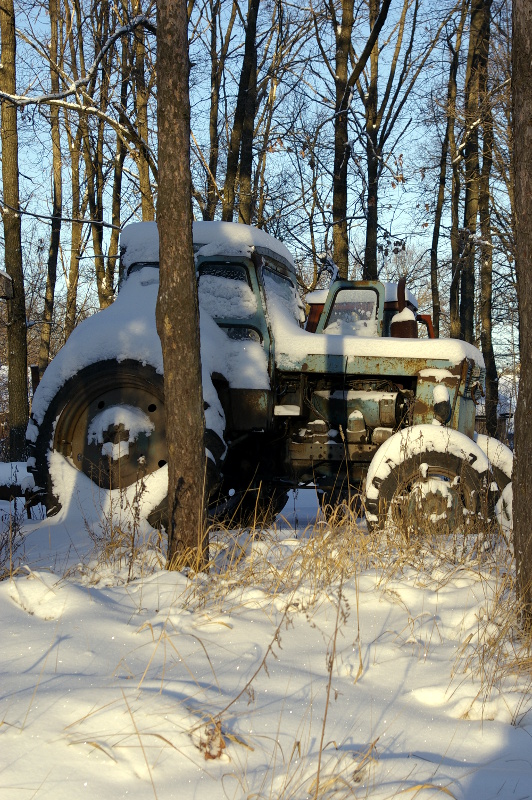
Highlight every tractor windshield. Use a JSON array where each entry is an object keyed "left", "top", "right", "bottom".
[{"left": 324, "top": 288, "right": 379, "bottom": 336}]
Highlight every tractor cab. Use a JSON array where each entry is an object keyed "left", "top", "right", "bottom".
[{"left": 306, "top": 276, "right": 434, "bottom": 338}]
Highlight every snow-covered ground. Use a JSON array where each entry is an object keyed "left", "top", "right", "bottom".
[{"left": 1, "top": 486, "right": 531, "bottom": 800}]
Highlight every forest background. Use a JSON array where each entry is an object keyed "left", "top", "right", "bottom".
[{"left": 0, "top": 0, "right": 515, "bottom": 461}]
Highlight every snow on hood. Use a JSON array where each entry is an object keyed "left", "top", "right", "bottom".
[
  {"left": 120, "top": 220, "right": 295, "bottom": 272},
  {"left": 195, "top": 241, "right": 252, "bottom": 260},
  {"left": 119, "top": 221, "right": 160, "bottom": 268},
  {"left": 194, "top": 221, "right": 294, "bottom": 270},
  {"left": 264, "top": 277, "right": 484, "bottom": 370}
]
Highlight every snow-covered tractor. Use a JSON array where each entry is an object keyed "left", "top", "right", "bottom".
[{"left": 27, "top": 221, "right": 512, "bottom": 531}]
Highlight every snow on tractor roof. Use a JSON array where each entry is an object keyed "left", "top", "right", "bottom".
[
  {"left": 305, "top": 288, "right": 329, "bottom": 304},
  {"left": 306, "top": 282, "right": 418, "bottom": 309},
  {"left": 120, "top": 220, "right": 295, "bottom": 274}
]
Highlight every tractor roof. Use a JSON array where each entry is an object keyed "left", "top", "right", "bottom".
[{"left": 120, "top": 220, "right": 295, "bottom": 276}]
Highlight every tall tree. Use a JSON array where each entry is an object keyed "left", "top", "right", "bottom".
[
  {"left": 63, "top": 125, "right": 85, "bottom": 341},
  {"left": 459, "top": 0, "right": 491, "bottom": 343},
  {"left": 430, "top": 3, "right": 467, "bottom": 338},
  {"left": 221, "top": 0, "right": 260, "bottom": 222},
  {"left": 357, "top": 0, "right": 449, "bottom": 280},
  {"left": 477, "top": 0, "right": 498, "bottom": 437},
  {"left": 0, "top": 0, "right": 29, "bottom": 459},
  {"left": 310, "top": 0, "right": 391, "bottom": 278},
  {"left": 133, "top": 0, "right": 155, "bottom": 220},
  {"left": 512, "top": 0, "right": 532, "bottom": 621},
  {"left": 449, "top": 19, "right": 465, "bottom": 341},
  {"left": 202, "top": 0, "right": 238, "bottom": 221},
  {"left": 334, "top": 0, "right": 392, "bottom": 278},
  {"left": 38, "top": 0, "right": 62, "bottom": 375},
  {"left": 157, "top": 0, "right": 207, "bottom": 568}
]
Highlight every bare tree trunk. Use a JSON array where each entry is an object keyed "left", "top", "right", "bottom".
[
  {"left": 330, "top": 0, "right": 391, "bottom": 280},
  {"left": 512, "top": 0, "right": 532, "bottom": 622},
  {"left": 430, "top": 150, "right": 445, "bottom": 336},
  {"left": 64, "top": 0, "right": 115, "bottom": 313},
  {"left": 332, "top": 0, "right": 355, "bottom": 279},
  {"left": 76, "top": 0, "right": 113, "bottom": 309},
  {"left": 0, "top": 0, "right": 29, "bottom": 459},
  {"left": 358, "top": 0, "right": 437, "bottom": 281},
  {"left": 205, "top": 0, "right": 221, "bottom": 221},
  {"left": 255, "top": 76, "right": 278, "bottom": 228},
  {"left": 133, "top": 0, "right": 155, "bottom": 220},
  {"left": 157, "top": 0, "right": 207, "bottom": 569},
  {"left": 478, "top": 0, "right": 498, "bottom": 437},
  {"left": 361, "top": 0, "right": 379, "bottom": 281},
  {"left": 222, "top": 0, "right": 260, "bottom": 222},
  {"left": 64, "top": 187, "right": 81, "bottom": 336},
  {"left": 460, "top": 0, "right": 488, "bottom": 343},
  {"left": 64, "top": 129, "right": 85, "bottom": 340},
  {"left": 63, "top": 0, "right": 84, "bottom": 340},
  {"left": 96, "top": 6, "right": 112, "bottom": 300},
  {"left": 38, "top": 0, "right": 62, "bottom": 375},
  {"left": 106, "top": 17, "right": 129, "bottom": 294},
  {"left": 82, "top": 129, "right": 108, "bottom": 306},
  {"left": 449, "top": 121, "right": 462, "bottom": 338},
  {"left": 203, "top": 0, "right": 237, "bottom": 221},
  {"left": 363, "top": 132, "right": 379, "bottom": 280},
  {"left": 238, "top": 5, "right": 258, "bottom": 225},
  {"left": 431, "top": 5, "right": 466, "bottom": 338}
]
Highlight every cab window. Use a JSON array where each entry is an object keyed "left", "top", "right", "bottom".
[
  {"left": 325, "top": 288, "right": 379, "bottom": 336},
  {"left": 198, "top": 261, "right": 257, "bottom": 319}
]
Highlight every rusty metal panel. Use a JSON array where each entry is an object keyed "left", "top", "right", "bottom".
[
  {"left": 413, "top": 377, "right": 457, "bottom": 425},
  {"left": 288, "top": 437, "right": 374, "bottom": 487},
  {"left": 288, "top": 439, "right": 375, "bottom": 464},
  {"left": 227, "top": 389, "right": 271, "bottom": 431},
  {"left": 312, "top": 389, "right": 400, "bottom": 428},
  {"left": 412, "top": 359, "right": 481, "bottom": 438},
  {"left": 457, "top": 396, "right": 477, "bottom": 439},
  {"left": 295, "top": 353, "right": 464, "bottom": 377}
]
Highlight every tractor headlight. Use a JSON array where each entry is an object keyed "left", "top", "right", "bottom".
[
  {"left": 223, "top": 326, "right": 262, "bottom": 343},
  {"left": 433, "top": 384, "right": 451, "bottom": 424}
]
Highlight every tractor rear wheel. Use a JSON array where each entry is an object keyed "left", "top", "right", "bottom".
[{"left": 29, "top": 360, "right": 224, "bottom": 526}]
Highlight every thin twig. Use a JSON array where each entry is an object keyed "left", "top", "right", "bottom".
[{"left": 313, "top": 572, "right": 344, "bottom": 799}]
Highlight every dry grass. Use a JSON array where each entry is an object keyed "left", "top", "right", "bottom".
[
  {"left": 152, "top": 499, "right": 529, "bottom": 796},
  {"left": 77, "top": 476, "right": 166, "bottom": 583},
  {"left": 0, "top": 499, "right": 26, "bottom": 580},
  {"left": 82, "top": 483, "right": 527, "bottom": 701},
  {"left": 62, "top": 482, "right": 532, "bottom": 798}
]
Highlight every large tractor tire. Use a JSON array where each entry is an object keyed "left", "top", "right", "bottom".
[
  {"left": 364, "top": 425, "right": 494, "bottom": 536},
  {"left": 28, "top": 360, "right": 224, "bottom": 524}
]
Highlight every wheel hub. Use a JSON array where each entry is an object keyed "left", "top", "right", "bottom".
[
  {"left": 392, "top": 471, "right": 468, "bottom": 534},
  {"left": 54, "top": 369, "right": 168, "bottom": 490}
]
